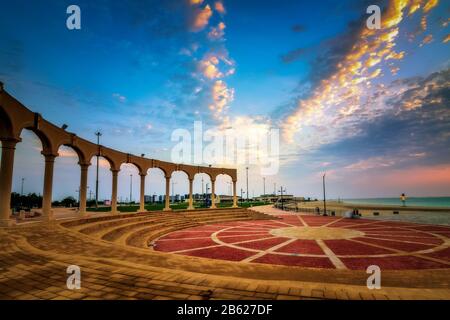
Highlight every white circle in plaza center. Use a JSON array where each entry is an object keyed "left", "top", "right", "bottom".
[{"left": 270, "top": 226, "right": 365, "bottom": 240}]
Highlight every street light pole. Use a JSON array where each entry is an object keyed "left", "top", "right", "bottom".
[
  {"left": 240, "top": 188, "right": 244, "bottom": 203},
  {"left": 95, "top": 131, "right": 102, "bottom": 208},
  {"left": 206, "top": 183, "right": 210, "bottom": 207},
  {"left": 77, "top": 188, "right": 80, "bottom": 209},
  {"left": 201, "top": 177, "right": 204, "bottom": 197},
  {"left": 21, "top": 178, "right": 25, "bottom": 196},
  {"left": 171, "top": 181, "right": 177, "bottom": 203},
  {"left": 278, "top": 186, "right": 286, "bottom": 210},
  {"left": 263, "top": 177, "right": 266, "bottom": 196},
  {"left": 246, "top": 167, "right": 249, "bottom": 202},
  {"left": 130, "top": 174, "right": 133, "bottom": 204},
  {"left": 323, "top": 173, "right": 327, "bottom": 216}
]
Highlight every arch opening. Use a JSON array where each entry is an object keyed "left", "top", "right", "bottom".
[
  {"left": 8, "top": 130, "right": 45, "bottom": 217},
  {"left": 86, "top": 155, "right": 112, "bottom": 212}
]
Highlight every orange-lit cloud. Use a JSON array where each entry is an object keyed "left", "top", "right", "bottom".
[
  {"left": 420, "top": 34, "right": 433, "bottom": 46},
  {"left": 198, "top": 55, "right": 223, "bottom": 79},
  {"left": 214, "top": 1, "right": 226, "bottom": 14},
  {"left": 282, "top": 0, "right": 442, "bottom": 145},
  {"left": 191, "top": 5, "right": 213, "bottom": 31},
  {"left": 209, "top": 80, "right": 234, "bottom": 116},
  {"left": 362, "top": 164, "right": 450, "bottom": 188},
  {"left": 423, "top": 0, "right": 439, "bottom": 13},
  {"left": 208, "top": 22, "right": 226, "bottom": 40}
]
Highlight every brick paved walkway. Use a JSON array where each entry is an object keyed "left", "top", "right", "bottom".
[{"left": 0, "top": 207, "right": 449, "bottom": 300}]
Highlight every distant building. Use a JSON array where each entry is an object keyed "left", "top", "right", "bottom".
[{"left": 255, "top": 195, "right": 295, "bottom": 203}]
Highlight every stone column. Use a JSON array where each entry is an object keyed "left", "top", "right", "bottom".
[
  {"left": 139, "top": 173, "right": 146, "bottom": 212},
  {"left": 42, "top": 154, "right": 56, "bottom": 221},
  {"left": 232, "top": 180, "right": 238, "bottom": 208},
  {"left": 210, "top": 179, "right": 217, "bottom": 209},
  {"left": 188, "top": 178, "right": 194, "bottom": 210},
  {"left": 79, "top": 163, "right": 90, "bottom": 216},
  {"left": 111, "top": 169, "right": 119, "bottom": 214},
  {"left": 163, "top": 176, "right": 171, "bottom": 211},
  {"left": 0, "top": 140, "right": 17, "bottom": 227}
]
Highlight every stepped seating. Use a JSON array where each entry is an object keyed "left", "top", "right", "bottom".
[{"left": 61, "top": 208, "right": 273, "bottom": 249}]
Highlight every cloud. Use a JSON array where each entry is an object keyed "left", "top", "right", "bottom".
[
  {"left": 291, "top": 24, "right": 306, "bottom": 33},
  {"left": 112, "top": 93, "right": 127, "bottom": 103},
  {"left": 190, "top": 4, "right": 213, "bottom": 31},
  {"left": 281, "top": 0, "right": 443, "bottom": 144},
  {"left": 423, "top": 0, "right": 439, "bottom": 13},
  {"left": 281, "top": 67, "right": 450, "bottom": 171},
  {"left": 281, "top": 48, "right": 307, "bottom": 64},
  {"left": 345, "top": 156, "right": 398, "bottom": 171},
  {"left": 198, "top": 55, "right": 223, "bottom": 79},
  {"left": 214, "top": 1, "right": 226, "bottom": 14},
  {"left": 208, "top": 22, "right": 226, "bottom": 41},
  {"left": 420, "top": 34, "right": 433, "bottom": 46},
  {"left": 209, "top": 80, "right": 234, "bottom": 116}
]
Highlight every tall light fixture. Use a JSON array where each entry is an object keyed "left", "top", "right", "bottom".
[{"left": 95, "top": 131, "right": 102, "bottom": 208}]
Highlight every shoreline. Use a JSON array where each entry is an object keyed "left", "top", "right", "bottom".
[
  {"left": 340, "top": 201, "right": 450, "bottom": 212},
  {"left": 295, "top": 200, "right": 450, "bottom": 212},
  {"left": 288, "top": 201, "right": 450, "bottom": 226}
]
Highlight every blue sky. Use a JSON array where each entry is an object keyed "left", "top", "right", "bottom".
[{"left": 1, "top": 0, "right": 449, "bottom": 201}]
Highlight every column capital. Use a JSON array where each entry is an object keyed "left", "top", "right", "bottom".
[
  {"left": 42, "top": 153, "right": 57, "bottom": 162},
  {"left": 139, "top": 172, "right": 147, "bottom": 177},
  {"left": 110, "top": 169, "right": 120, "bottom": 174},
  {"left": 79, "top": 162, "right": 91, "bottom": 169},
  {"left": 0, "top": 138, "right": 19, "bottom": 149}
]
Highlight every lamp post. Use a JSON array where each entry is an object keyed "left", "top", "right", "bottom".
[
  {"left": 171, "top": 181, "right": 177, "bottom": 203},
  {"left": 95, "top": 131, "right": 102, "bottom": 208},
  {"left": 201, "top": 177, "right": 204, "bottom": 198},
  {"left": 322, "top": 173, "right": 327, "bottom": 216},
  {"left": 76, "top": 188, "right": 80, "bottom": 209},
  {"left": 246, "top": 167, "right": 249, "bottom": 202},
  {"left": 21, "top": 178, "right": 25, "bottom": 196},
  {"left": 263, "top": 177, "right": 266, "bottom": 197},
  {"left": 130, "top": 174, "right": 133, "bottom": 204},
  {"left": 278, "top": 186, "right": 286, "bottom": 210}
]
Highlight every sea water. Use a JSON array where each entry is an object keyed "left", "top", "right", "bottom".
[{"left": 342, "top": 197, "right": 450, "bottom": 208}]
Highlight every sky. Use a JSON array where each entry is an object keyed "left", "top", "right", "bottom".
[{"left": 0, "top": 0, "right": 449, "bottom": 201}]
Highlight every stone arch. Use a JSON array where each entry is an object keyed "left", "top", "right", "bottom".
[
  {"left": 60, "top": 143, "right": 88, "bottom": 165},
  {"left": 0, "top": 106, "right": 14, "bottom": 140},
  {"left": 152, "top": 165, "right": 171, "bottom": 178},
  {"left": 86, "top": 154, "right": 113, "bottom": 207},
  {"left": 215, "top": 173, "right": 234, "bottom": 196},
  {"left": 52, "top": 145, "right": 82, "bottom": 203},
  {"left": 145, "top": 166, "right": 166, "bottom": 204},
  {"left": 118, "top": 163, "right": 140, "bottom": 204},
  {"left": 89, "top": 153, "right": 117, "bottom": 172},
  {"left": 170, "top": 170, "right": 190, "bottom": 206},
  {"left": 19, "top": 127, "right": 54, "bottom": 156}
]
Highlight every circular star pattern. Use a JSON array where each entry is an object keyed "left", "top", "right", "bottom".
[{"left": 154, "top": 214, "right": 450, "bottom": 270}]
